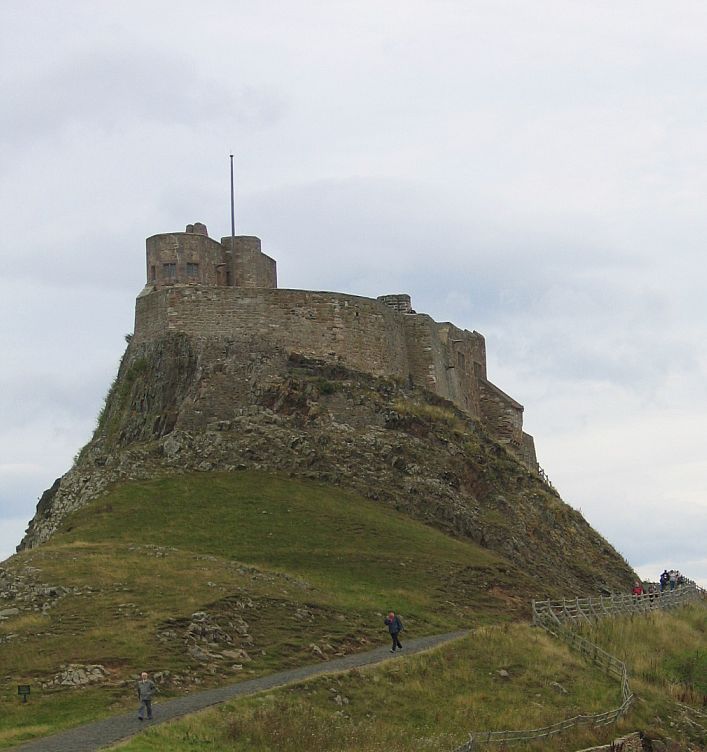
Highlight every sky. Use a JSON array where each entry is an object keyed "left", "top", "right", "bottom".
[{"left": 1, "top": 0, "right": 705, "bottom": 587}]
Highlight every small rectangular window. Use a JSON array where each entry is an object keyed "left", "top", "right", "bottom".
[
  {"left": 457, "top": 352, "right": 466, "bottom": 371},
  {"left": 186, "top": 262, "right": 199, "bottom": 278},
  {"left": 150, "top": 265, "right": 156, "bottom": 281},
  {"left": 163, "top": 263, "right": 176, "bottom": 279}
]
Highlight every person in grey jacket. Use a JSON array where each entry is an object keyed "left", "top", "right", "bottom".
[
  {"left": 384, "top": 611, "right": 404, "bottom": 652},
  {"left": 136, "top": 671, "right": 157, "bottom": 720}
]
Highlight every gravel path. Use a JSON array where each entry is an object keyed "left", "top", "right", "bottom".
[{"left": 9, "top": 630, "right": 467, "bottom": 752}]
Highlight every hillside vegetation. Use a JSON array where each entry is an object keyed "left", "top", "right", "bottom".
[
  {"left": 1, "top": 471, "right": 525, "bottom": 748},
  {"left": 111, "top": 608, "right": 707, "bottom": 752},
  {"left": 3, "top": 472, "right": 705, "bottom": 750}
]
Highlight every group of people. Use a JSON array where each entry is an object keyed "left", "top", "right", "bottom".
[
  {"left": 659, "top": 569, "right": 685, "bottom": 591},
  {"left": 631, "top": 569, "right": 686, "bottom": 599},
  {"left": 134, "top": 609, "right": 406, "bottom": 722}
]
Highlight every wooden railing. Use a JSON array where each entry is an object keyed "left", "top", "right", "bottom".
[
  {"left": 452, "top": 581, "right": 704, "bottom": 750},
  {"left": 532, "top": 581, "right": 703, "bottom": 627}
]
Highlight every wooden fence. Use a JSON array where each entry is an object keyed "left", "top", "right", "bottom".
[
  {"left": 452, "top": 581, "right": 704, "bottom": 750},
  {"left": 532, "top": 581, "right": 703, "bottom": 628}
]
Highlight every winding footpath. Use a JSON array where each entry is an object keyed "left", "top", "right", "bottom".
[{"left": 9, "top": 630, "right": 467, "bottom": 752}]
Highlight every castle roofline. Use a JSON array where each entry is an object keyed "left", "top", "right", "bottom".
[
  {"left": 146, "top": 231, "right": 225, "bottom": 244},
  {"left": 479, "top": 376, "right": 524, "bottom": 410}
]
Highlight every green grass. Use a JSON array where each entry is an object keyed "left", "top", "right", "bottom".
[
  {"left": 0, "top": 471, "right": 526, "bottom": 747},
  {"left": 578, "top": 604, "right": 707, "bottom": 700},
  {"left": 0, "top": 685, "right": 132, "bottom": 749},
  {"left": 111, "top": 625, "right": 625, "bottom": 752},
  {"left": 111, "top": 606, "right": 707, "bottom": 751},
  {"left": 54, "top": 471, "right": 519, "bottom": 620},
  {"left": 3, "top": 471, "right": 703, "bottom": 750}
]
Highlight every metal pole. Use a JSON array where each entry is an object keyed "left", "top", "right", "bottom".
[
  {"left": 229, "top": 154, "right": 236, "bottom": 286},
  {"left": 229, "top": 153, "right": 236, "bottom": 238}
]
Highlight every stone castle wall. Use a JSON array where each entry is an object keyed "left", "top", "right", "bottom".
[
  {"left": 133, "top": 287, "right": 496, "bottom": 425},
  {"left": 221, "top": 236, "right": 277, "bottom": 288},
  {"left": 478, "top": 378, "right": 524, "bottom": 446},
  {"left": 134, "top": 224, "right": 538, "bottom": 471},
  {"left": 134, "top": 287, "right": 411, "bottom": 380},
  {"left": 133, "top": 284, "right": 538, "bottom": 474}
]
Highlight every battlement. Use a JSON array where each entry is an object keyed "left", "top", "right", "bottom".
[
  {"left": 146, "top": 223, "right": 277, "bottom": 289},
  {"left": 377, "top": 294, "right": 415, "bottom": 313}
]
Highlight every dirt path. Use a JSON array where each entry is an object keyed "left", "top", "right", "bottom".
[{"left": 9, "top": 630, "right": 468, "bottom": 752}]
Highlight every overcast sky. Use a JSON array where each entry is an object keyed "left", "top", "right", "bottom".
[{"left": 1, "top": 1, "right": 705, "bottom": 587}]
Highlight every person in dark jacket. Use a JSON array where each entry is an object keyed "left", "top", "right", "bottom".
[
  {"left": 384, "top": 611, "right": 404, "bottom": 652},
  {"left": 136, "top": 671, "right": 157, "bottom": 720}
]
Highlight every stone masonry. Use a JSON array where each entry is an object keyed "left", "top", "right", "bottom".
[{"left": 136, "top": 223, "right": 537, "bottom": 471}]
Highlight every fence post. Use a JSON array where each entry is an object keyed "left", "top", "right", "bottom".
[{"left": 465, "top": 587, "right": 698, "bottom": 749}]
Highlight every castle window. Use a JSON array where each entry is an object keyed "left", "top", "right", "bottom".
[
  {"left": 457, "top": 352, "right": 466, "bottom": 371},
  {"left": 149, "top": 265, "right": 156, "bottom": 281},
  {"left": 163, "top": 263, "right": 177, "bottom": 279},
  {"left": 186, "top": 262, "right": 199, "bottom": 278}
]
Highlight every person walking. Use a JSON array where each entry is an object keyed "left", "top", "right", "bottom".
[
  {"left": 647, "top": 583, "right": 657, "bottom": 606},
  {"left": 136, "top": 671, "right": 157, "bottom": 721},
  {"left": 384, "top": 611, "right": 404, "bottom": 653},
  {"left": 631, "top": 581, "right": 643, "bottom": 605}
]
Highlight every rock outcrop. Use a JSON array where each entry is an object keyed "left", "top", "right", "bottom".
[{"left": 19, "top": 334, "right": 635, "bottom": 595}]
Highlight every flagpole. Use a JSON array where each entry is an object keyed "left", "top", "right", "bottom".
[{"left": 229, "top": 153, "right": 235, "bottom": 239}]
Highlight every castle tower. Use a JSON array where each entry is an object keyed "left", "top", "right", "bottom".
[
  {"left": 145, "top": 223, "right": 277, "bottom": 289},
  {"left": 220, "top": 235, "right": 277, "bottom": 288}
]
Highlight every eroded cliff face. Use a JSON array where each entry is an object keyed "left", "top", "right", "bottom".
[{"left": 20, "top": 333, "right": 635, "bottom": 595}]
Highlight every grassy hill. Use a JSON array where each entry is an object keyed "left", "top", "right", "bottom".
[
  {"left": 2, "top": 471, "right": 705, "bottom": 750},
  {"left": 5, "top": 323, "right": 701, "bottom": 750},
  {"left": 110, "top": 608, "right": 707, "bottom": 752},
  {"left": 0, "top": 472, "right": 706, "bottom": 752},
  {"left": 1, "top": 470, "right": 526, "bottom": 748}
]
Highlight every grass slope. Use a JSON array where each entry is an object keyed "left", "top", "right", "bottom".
[
  {"left": 111, "top": 609, "right": 707, "bottom": 752},
  {"left": 112, "top": 625, "right": 623, "bottom": 752},
  {"left": 3, "top": 471, "right": 703, "bottom": 751},
  {"left": 0, "top": 470, "right": 525, "bottom": 748}
]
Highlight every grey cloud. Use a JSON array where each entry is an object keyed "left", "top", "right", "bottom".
[
  {"left": 0, "top": 373, "right": 107, "bottom": 430},
  {"left": 244, "top": 177, "right": 634, "bottom": 297},
  {"left": 245, "top": 178, "right": 696, "bottom": 391},
  {"left": 0, "top": 48, "right": 287, "bottom": 147},
  {"left": 602, "top": 506, "right": 706, "bottom": 568},
  {"left": 0, "top": 519, "right": 30, "bottom": 563}
]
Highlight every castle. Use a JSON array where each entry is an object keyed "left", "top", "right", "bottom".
[
  {"left": 24, "top": 219, "right": 640, "bottom": 599},
  {"left": 135, "top": 222, "right": 539, "bottom": 472}
]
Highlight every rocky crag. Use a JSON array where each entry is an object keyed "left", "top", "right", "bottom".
[{"left": 20, "top": 334, "right": 634, "bottom": 595}]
